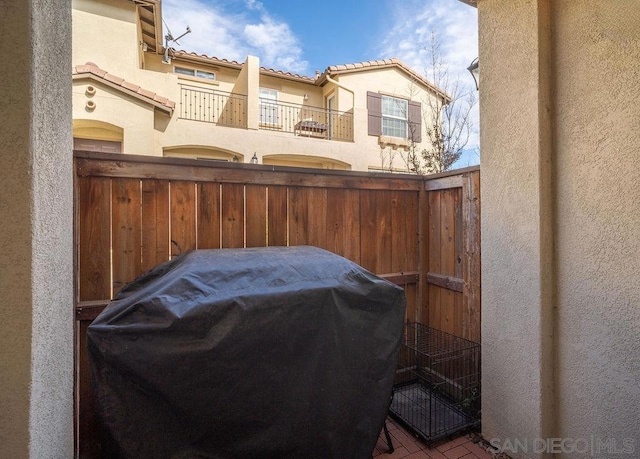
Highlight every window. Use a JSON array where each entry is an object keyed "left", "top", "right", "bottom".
[
  {"left": 175, "top": 66, "right": 215, "bottom": 80},
  {"left": 382, "top": 95, "right": 408, "bottom": 138},
  {"left": 259, "top": 88, "right": 279, "bottom": 125},
  {"left": 367, "top": 91, "right": 421, "bottom": 143}
]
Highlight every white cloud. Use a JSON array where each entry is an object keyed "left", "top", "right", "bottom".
[
  {"left": 161, "top": 0, "right": 249, "bottom": 62},
  {"left": 244, "top": 16, "right": 307, "bottom": 73},
  {"left": 161, "top": 0, "right": 308, "bottom": 74}
]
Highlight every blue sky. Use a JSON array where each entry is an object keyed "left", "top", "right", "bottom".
[{"left": 162, "top": 0, "right": 479, "bottom": 167}]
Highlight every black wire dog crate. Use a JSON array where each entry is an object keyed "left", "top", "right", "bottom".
[{"left": 389, "top": 322, "right": 481, "bottom": 445}]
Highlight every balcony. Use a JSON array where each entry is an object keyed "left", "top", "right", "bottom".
[
  {"left": 259, "top": 99, "right": 353, "bottom": 142},
  {"left": 179, "top": 85, "right": 353, "bottom": 142},
  {"left": 179, "top": 84, "right": 247, "bottom": 128}
]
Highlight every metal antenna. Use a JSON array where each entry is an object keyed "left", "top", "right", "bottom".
[{"left": 162, "top": 20, "right": 191, "bottom": 64}]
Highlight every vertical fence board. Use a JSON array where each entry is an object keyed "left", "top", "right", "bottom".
[
  {"left": 419, "top": 187, "right": 429, "bottom": 325},
  {"left": 170, "top": 181, "right": 196, "bottom": 256},
  {"left": 376, "top": 191, "right": 393, "bottom": 274},
  {"left": 267, "top": 186, "right": 288, "bottom": 246},
  {"left": 197, "top": 182, "right": 221, "bottom": 249},
  {"left": 307, "top": 188, "right": 327, "bottom": 249},
  {"left": 405, "top": 192, "right": 419, "bottom": 272},
  {"left": 142, "top": 180, "right": 169, "bottom": 272},
  {"left": 221, "top": 183, "right": 244, "bottom": 248},
  {"left": 453, "top": 291, "right": 463, "bottom": 339},
  {"left": 289, "top": 187, "right": 308, "bottom": 247},
  {"left": 428, "top": 191, "right": 441, "bottom": 330},
  {"left": 359, "top": 190, "right": 377, "bottom": 272},
  {"left": 440, "top": 189, "right": 456, "bottom": 334},
  {"left": 112, "top": 179, "right": 142, "bottom": 295},
  {"left": 343, "top": 189, "right": 362, "bottom": 265},
  {"left": 454, "top": 188, "right": 463, "bottom": 279},
  {"left": 440, "top": 189, "right": 456, "bottom": 277},
  {"left": 361, "top": 190, "right": 392, "bottom": 274},
  {"left": 463, "top": 171, "right": 481, "bottom": 342},
  {"left": 326, "top": 188, "right": 360, "bottom": 263},
  {"left": 246, "top": 185, "right": 267, "bottom": 247},
  {"left": 404, "top": 282, "right": 418, "bottom": 323},
  {"left": 326, "top": 188, "right": 345, "bottom": 256},
  {"left": 78, "top": 176, "right": 111, "bottom": 301},
  {"left": 391, "top": 192, "right": 409, "bottom": 274}
]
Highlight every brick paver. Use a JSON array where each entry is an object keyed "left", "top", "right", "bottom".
[{"left": 373, "top": 417, "right": 492, "bottom": 459}]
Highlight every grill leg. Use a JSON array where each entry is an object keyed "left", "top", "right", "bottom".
[
  {"left": 383, "top": 392, "right": 394, "bottom": 453},
  {"left": 383, "top": 421, "right": 394, "bottom": 453}
]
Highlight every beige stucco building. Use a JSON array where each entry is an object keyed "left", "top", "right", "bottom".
[{"left": 72, "top": 0, "right": 448, "bottom": 172}]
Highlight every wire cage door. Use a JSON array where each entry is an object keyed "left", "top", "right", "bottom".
[{"left": 390, "top": 323, "right": 481, "bottom": 445}]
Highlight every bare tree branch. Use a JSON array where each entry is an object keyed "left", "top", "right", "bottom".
[
  {"left": 420, "top": 32, "right": 476, "bottom": 173},
  {"left": 380, "top": 34, "right": 476, "bottom": 174}
]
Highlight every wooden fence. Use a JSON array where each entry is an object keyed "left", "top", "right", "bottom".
[{"left": 74, "top": 151, "right": 480, "bottom": 457}]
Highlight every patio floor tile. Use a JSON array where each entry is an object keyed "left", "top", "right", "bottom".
[{"left": 374, "top": 417, "right": 490, "bottom": 459}]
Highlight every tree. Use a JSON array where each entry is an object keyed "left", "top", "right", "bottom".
[{"left": 398, "top": 33, "right": 476, "bottom": 174}]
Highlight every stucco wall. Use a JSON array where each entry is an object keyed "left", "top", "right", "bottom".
[
  {"left": 479, "top": 0, "right": 640, "bottom": 457},
  {"left": 478, "top": 1, "right": 554, "bottom": 451},
  {"left": 73, "top": 0, "right": 139, "bottom": 77},
  {"left": 552, "top": 0, "right": 640, "bottom": 449},
  {"left": 73, "top": 81, "right": 156, "bottom": 155},
  {"left": 0, "top": 0, "right": 74, "bottom": 457}
]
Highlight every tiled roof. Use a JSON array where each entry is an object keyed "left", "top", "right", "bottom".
[
  {"left": 171, "top": 50, "right": 316, "bottom": 83},
  {"left": 72, "top": 62, "right": 175, "bottom": 113},
  {"left": 171, "top": 50, "right": 244, "bottom": 69},
  {"left": 259, "top": 66, "right": 316, "bottom": 82},
  {"left": 324, "top": 58, "right": 450, "bottom": 101}
]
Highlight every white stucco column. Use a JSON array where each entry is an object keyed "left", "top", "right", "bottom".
[
  {"left": 0, "top": 0, "right": 74, "bottom": 457},
  {"left": 478, "top": 0, "right": 556, "bottom": 455}
]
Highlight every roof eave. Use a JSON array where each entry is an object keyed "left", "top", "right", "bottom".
[
  {"left": 259, "top": 68, "right": 318, "bottom": 85},
  {"left": 324, "top": 64, "right": 451, "bottom": 103},
  {"left": 72, "top": 73, "right": 174, "bottom": 115},
  {"left": 171, "top": 51, "right": 244, "bottom": 71},
  {"left": 132, "top": 0, "right": 163, "bottom": 54}
]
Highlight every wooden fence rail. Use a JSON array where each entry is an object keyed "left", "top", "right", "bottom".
[{"left": 73, "top": 151, "right": 480, "bottom": 458}]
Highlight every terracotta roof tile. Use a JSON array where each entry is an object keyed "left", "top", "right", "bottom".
[
  {"left": 72, "top": 62, "right": 175, "bottom": 113},
  {"left": 103, "top": 73, "right": 124, "bottom": 85},
  {"left": 324, "top": 58, "right": 450, "bottom": 101},
  {"left": 120, "top": 81, "right": 141, "bottom": 92},
  {"left": 172, "top": 50, "right": 244, "bottom": 68},
  {"left": 137, "top": 87, "right": 156, "bottom": 99}
]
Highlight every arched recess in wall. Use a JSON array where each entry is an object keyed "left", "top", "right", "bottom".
[
  {"left": 73, "top": 119, "right": 124, "bottom": 153},
  {"left": 163, "top": 146, "right": 244, "bottom": 163},
  {"left": 262, "top": 154, "right": 351, "bottom": 170}
]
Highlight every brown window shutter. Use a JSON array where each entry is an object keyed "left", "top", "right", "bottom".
[
  {"left": 408, "top": 100, "right": 422, "bottom": 143},
  {"left": 367, "top": 91, "right": 382, "bottom": 136}
]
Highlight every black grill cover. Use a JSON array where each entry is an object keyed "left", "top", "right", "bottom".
[{"left": 87, "top": 246, "right": 406, "bottom": 459}]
